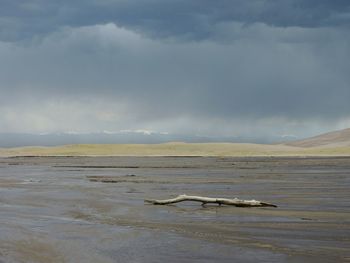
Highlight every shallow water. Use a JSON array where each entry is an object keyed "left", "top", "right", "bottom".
[{"left": 0, "top": 156, "right": 349, "bottom": 262}]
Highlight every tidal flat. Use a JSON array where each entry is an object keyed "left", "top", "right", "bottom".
[{"left": 0, "top": 156, "right": 349, "bottom": 262}]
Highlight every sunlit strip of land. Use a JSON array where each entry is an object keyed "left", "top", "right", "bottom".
[{"left": 1, "top": 142, "right": 350, "bottom": 157}]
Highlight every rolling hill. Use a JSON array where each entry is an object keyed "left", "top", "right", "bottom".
[
  {"left": 285, "top": 128, "right": 350, "bottom": 148},
  {"left": 1, "top": 128, "right": 350, "bottom": 157}
]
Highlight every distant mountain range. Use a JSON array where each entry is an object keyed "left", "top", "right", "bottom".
[
  {"left": 0, "top": 131, "right": 297, "bottom": 148},
  {"left": 285, "top": 128, "right": 350, "bottom": 148}
]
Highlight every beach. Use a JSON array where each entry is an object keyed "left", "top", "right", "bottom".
[{"left": 0, "top": 156, "right": 349, "bottom": 262}]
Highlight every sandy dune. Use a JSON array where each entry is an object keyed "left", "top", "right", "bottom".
[
  {"left": 286, "top": 128, "right": 350, "bottom": 147},
  {"left": 1, "top": 128, "right": 350, "bottom": 157},
  {"left": 0, "top": 142, "right": 349, "bottom": 157}
]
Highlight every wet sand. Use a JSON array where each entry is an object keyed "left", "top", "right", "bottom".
[{"left": 0, "top": 156, "right": 349, "bottom": 262}]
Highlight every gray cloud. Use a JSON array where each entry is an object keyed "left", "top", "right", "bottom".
[
  {"left": 1, "top": 23, "right": 349, "bottom": 114},
  {"left": 1, "top": 0, "right": 350, "bottom": 41},
  {"left": 0, "top": 1, "right": 350, "bottom": 141}
]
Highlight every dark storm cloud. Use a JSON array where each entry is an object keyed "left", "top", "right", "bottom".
[
  {"left": 1, "top": 0, "right": 350, "bottom": 41},
  {"left": 0, "top": 1, "right": 350, "bottom": 138},
  {"left": 1, "top": 23, "right": 349, "bottom": 120}
]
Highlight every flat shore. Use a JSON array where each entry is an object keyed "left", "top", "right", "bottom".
[
  {"left": 0, "top": 156, "right": 349, "bottom": 262},
  {"left": 1, "top": 142, "right": 350, "bottom": 157}
]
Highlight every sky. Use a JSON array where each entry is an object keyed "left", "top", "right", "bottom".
[{"left": 1, "top": 0, "right": 350, "bottom": 142}]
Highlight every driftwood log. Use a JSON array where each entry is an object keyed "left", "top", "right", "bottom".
[{"left": 145, "top": 194, "right": 277, "bottom": 207}]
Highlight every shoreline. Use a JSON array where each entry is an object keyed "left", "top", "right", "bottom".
[{"left": 1, "top": 142, "right": 350, "bottom": 157}]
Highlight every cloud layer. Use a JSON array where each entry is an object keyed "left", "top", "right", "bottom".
[
  {"left": 1, "top": 0, "right": 350, "bottom": 41},
  {"left": 1, "top": 1, "right": 350, "bottom": 141}
]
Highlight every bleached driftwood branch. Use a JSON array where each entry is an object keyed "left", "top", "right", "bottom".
[{"left": 145, "top": 194, "right": 277, "bottom": 207}]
